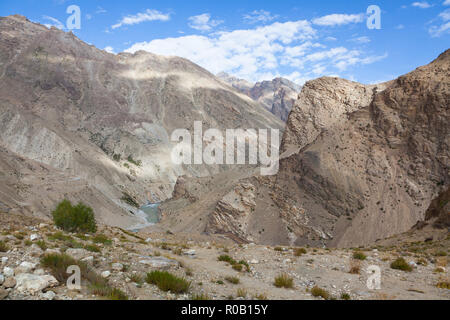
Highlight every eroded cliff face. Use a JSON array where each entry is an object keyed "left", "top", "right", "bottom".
[
  {"left": 0, "top": 15, "right": 283, "bottom": 227},
  {"left": 218, "top": 73, "right": 301, "bottom": 121},
  {"left": 162, "top": 50, "right": 449, "bottom": 247}
]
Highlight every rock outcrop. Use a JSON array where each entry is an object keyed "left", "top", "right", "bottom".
[{"left": 218, "top": 73, "right": 301, "bottom": 121}]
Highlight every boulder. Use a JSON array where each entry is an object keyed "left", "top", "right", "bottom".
[
  {"left": 15, "top": 273, "right": 58, "bottom": 295},
  {"left": 3, "top": 266, "right": 14, "bottom": 277},
  {"left": 138, "top": 256, "right": 179, "bottom": 269},
  {"left": 65, "top": 248, "right": 91, "bottom": 260},
  {"left": 3, "top": 277, "right": 16, "bottom": 288},
  {"left": 15, "top": 261, "right": 37, "bottom": 274}
]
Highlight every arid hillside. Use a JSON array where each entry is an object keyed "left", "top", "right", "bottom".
[{"left": 0, "top": 15, "right": 283, "bottom": 228}]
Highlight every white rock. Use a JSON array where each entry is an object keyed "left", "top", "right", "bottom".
[
  {"left": 3, "top": 267, "right": 14, "bottom": 277},
  {"left": 81, "top": 256, "right": 94, "bottom": 264},
  {"left": 65, "top": 248, "right": 91, "bottom": 260},
  {"left": 250, "top": 259, "right": 259, "bottom": 264},
  {"left": 112, "top": 263, "right": 123, "bottom": 271},
  {"left": 15, "top": 261, "right": 37, "bottom": 274},
  {"left": 184, "top": 249, "right": 196, "bottom": 256},
  {"left": 45, "top": 248, "right": 60, "bottom": 255},
  {"left": 15, "top": 274, "right": 58, "bottom": 295},
  {"left": 30, "top": 234, "right": 40, "bottom": 241},
  {"left": 139, "top": 256, "right": 179, "bottom": 269},
  {"left": 42, "top": 290, "right": 56, "bottom": 300},
  {"left": 0, "top": 274, "right": 4, "bottom": 285},
  {"left": 145, "top": 238, "right": 152, "bottom": 243},
  {"left": 101, "top": 271, "right": 111, "bottom": 278},
  {"left": 1, "top": 257, "right": 8, "bottom": 264},
  {"left": 34, "top": 269, "right": 46, "bottom": 276}
]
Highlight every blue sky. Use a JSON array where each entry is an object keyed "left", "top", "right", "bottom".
[{"left": 1, "top": 0, "right": 449, "bottom": 85}]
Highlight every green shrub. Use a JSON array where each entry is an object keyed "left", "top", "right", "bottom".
[
  {"left": 341, "top": 293, "right": 351, "bottom": 300},
  {"left": 0, "top": 240, "right": 8, "bottom": 252},
  {"left": 127, "top": 155, "right": 142, "bottom": 167},
  {"left": 390, "top": 258, "right": 413, "bottom": 272},
  {"left": 274, "top": 274, "right": 294, "bottom": 288},
  {"left": 92, "top": 234, "right": 112, "bottom": 245},
  {"left": 84, "top": 244, "right": 101, "bottom": 253},
  {"left": 52, "top": 200, "right": 97, "bottom": 233},
  {"left": 353, "top": 251, "right": 367, "bottom": 260},
  {"left": 146, "top": 271, "right": 191, "bottom": 294},
  {"left": 41, "top": 253, "right": 128, "bottom": 300},
  {"left": 225, "top": 276, "right": 240, "bottom": 284},
  {"left": 311, "top": 286, "right": 330, "bottom": 300},
  {"left": 232, "top": 264, "right": 243, "bottom": 272},
  {"left": 191, "top": 293, "right": 210, "bottom": 300},
  {"left": 36, "top": 240, "right": 47, "bottom": 251},
  {"left": 218, "top": 255, "right": 236, "bottom": 264},
  {"left": 294, "top": 248, "right": 307, "bottom": 256}
]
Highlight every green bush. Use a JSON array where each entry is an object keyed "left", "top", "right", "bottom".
[
  {"left": 225, "top": 276, "right": 240, "bottom": 284},
  {"left": 311, "top": 286, "right": 330, "bottom": 299},
  {"left": 353, "top": 251, "right": 367, "bottom": 260},
  {"left": 294, "top": 248, "right": 307, "bottom": 256},
  {"left": 274, "top": 274, "right": 294, "bottom": 288},
  {"left": 0, "top": 240, "right": 8, "bottom": 252},
  {"left": 52, "top": 200, "right": 97, "bottom": 233},
  {"left": 390, "top": 258, "right": 412, "bottom": 272},
  {"left": 41, "top": 253, "right": 128, "bottom": 300},
  {"left": 146, "top": 271, "right": 191, "bottom": 294}
]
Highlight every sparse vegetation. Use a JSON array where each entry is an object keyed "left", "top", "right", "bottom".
[
  {"left": 127, "top": 155, "right": 142, "bottom": 167},
  {"left": 120, "top": 192, "right": 139, "bottom": 208},
  {"left": 129, "top": 274, "right": 144, "bottom": 285},
  {"left": 225, "top": 276, "right": 240, "bottom": 284},
  {"left": 0, "top": 240, "right": 8, "bottom": 252},
  {"left": 146, "top": 271, "right": 190, "bottom": 294},
  {"left": 191, "top": 293, "right": 210, "bottom": 300},
  {"left": 52, "top": 199, "right": 97, "bottom": 233},
  {"left": 274, "top": 273, "right": 294, "bottom": 288},
  {"left": 436, "top": 280, "right": 450, "bottom": 289},
  {"left": 353, "top": 251, "right": 367, "bottom": 260},
  {"left": 294, "top": 247, "right": 307, "bottom": 256},
  {"left": 390, "top": 257, "right": 412, "bottom": 272},
  {"left": 340, "top": 293, "right": 351, "bottom": 300},
  {"left": 92, "top": 234, "right": 112, "bottom": 245},
  {"left": 311, "top": 286, "right": 330, "bottom": 300},
  {"left": 36, "top": 240, "right": 47, "bottom": 251},
  {"left": 236, "top": 288, "right": 247, "bottom": 298},
  {"left": 40, "top": 253, "right": 128, "bottom": 300},
  {"left": 349, "top": 259, "right": 361, "bottom": 274}
]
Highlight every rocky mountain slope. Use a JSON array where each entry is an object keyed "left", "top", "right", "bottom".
[
  {"left": 217, "top": 73, "right": 301, "bottom": 121},
  {"left": 160, "top": 50, "right": 449, "bottom": 248},
  {"left": 0, "top": 15, "right": 283, "bottom": 228}
]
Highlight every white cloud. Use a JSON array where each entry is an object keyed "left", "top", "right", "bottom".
[
  {"left": 349, "top": 36, "right": 371, "bottom": 43},
  {"left": 188, "top": 13, "right": 223, "bottom": 31},
  {"left": 243, "top": 10, "right": 278, "bottom": 24},
  {"left": 112, "top": 9, "right": 170, "bottom": 29},
  {"left": 396, "top": 24, "right": 405, "bottom": 29},
  {"left": 42, "top": 15, "right": 64, "bottom": 29},
  {"left": 412, "top": 2, "right": 432, "bottom": 9},
  {"left": 444, "top": 0, "right": 450, "bottom": 5},
  {"left": 312, "top": 13, "right": 364, "bottom": 26},
  {"left": 429, "top": 8, "right": 450, "bottom": 36},
  {"left": 126, "top": 20, "right": 316, "bottom": 82},
  {"left": 125, "top": 19, "right": 387, "bottom": 85},
  {"left": 104, "top": 46, "right": 116, "bottom": 54}
]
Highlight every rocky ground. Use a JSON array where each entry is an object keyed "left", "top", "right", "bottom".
[{"left": 0, "top": 212, "right": 448, "bottom": 300}]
